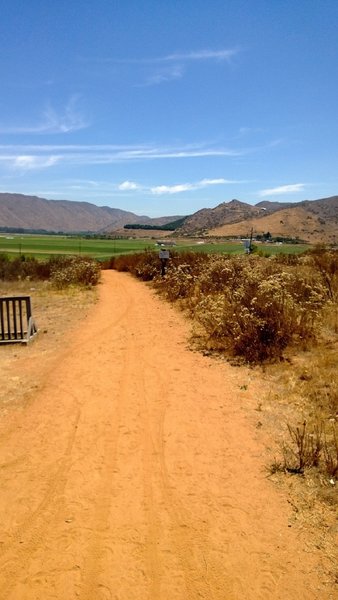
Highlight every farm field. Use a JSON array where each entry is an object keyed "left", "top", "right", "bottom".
[
  {"left": 0, "top": 233, "right": 310, "bottom": 260},
  {"left": 174, "top": 240, "right": 310, "bottom": 255},
  {"left": 0, "top": 235, "right": 151, "bottom": 259}
]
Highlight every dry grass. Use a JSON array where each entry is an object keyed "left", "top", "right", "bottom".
[
  {"left": 0, "top": 279, "right": 98, "bottom": 417},
  {"left": 0, "top": 254, "right": 101, "bottom": 287},
  {"left": 261, "top": 339, "right": 338, "bottom": 585},
  {"left": 266, "top": 336, "right": 338, "bottom": 481},
  {"left": 111, "top": 248, "right": 338, "bottom": 490},
  {"left": 112, "top": 248, "right": 337, "bottom": 363}
]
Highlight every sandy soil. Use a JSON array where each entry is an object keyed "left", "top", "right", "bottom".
[{"left": 0, "top": 270, "right": 335, "bottom": 599}]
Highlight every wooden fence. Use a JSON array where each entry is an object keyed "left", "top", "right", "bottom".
[{"left": 0, "top": 296, "right": 38, "bottom": 344}]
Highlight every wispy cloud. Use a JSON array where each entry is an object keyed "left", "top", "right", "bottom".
[
  {"left": 145, "top": 48, "right": 238, "bottom": 86},
  {"left": 151, "top": 178, "right": 236, "bottom": 195},
  {"left": 0, "top": 96, "right": 88, "bottom": 135},
  {"left": 103, "top": 48, "right": 238, "bottom": 65},
  {"left": 0, "top": 139, "right": 279, "bottom": 160},
  {"left": 259, "top": 183, "right": 306, "bottom": 197},
  {"left": 142, "top": 65, "right": 185, "bottom": 87},
  {"left": 0, "top": 154, "right": 61, "bottom": 170},
  {"left": 0, "top": 143, "right": 244, "bottom": 171},
  {"left": 86, "top": 47, "right": 239, "bottom": 86},
  {"left": 238, "top": 126, "right": 265, "bottom": 137},
  {"left": 164, "top": 49, "right": 238, "bottom": 62}
]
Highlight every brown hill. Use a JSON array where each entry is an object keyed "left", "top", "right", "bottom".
[
  {"left": 0, "top": 193, "right": 181, "bottom": 233},
  {"left": 178, "top": 199, "right": 265, "bottom": 234},
  {"left": 179, "top": 196, "right": 338, "bottom": 244},
  {"left": 210, "top": 205, "right": 337, "bottom": 244}
]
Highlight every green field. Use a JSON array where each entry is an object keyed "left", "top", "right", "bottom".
[
  {"left": 174, "top": 241, "right": 310, "bottom": 255},
  {"left": 0, "top": 234, "right": 310, "bottom": 260},
  {"left": 0, "top": 235, "right": 153, "bottom": 259}
]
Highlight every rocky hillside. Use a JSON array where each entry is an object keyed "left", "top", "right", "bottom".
[
  {"left": 178, "top": 196, "right": 338, "bottom": 244},
  {"left": 178, "top": 199, "right": 265, "bottom": 234}
]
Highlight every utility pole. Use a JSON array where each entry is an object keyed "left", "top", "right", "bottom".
[{"left": 249, "top": 227, "right": 253, "bottom": 253}]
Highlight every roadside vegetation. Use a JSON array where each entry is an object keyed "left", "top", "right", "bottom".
[
  {"left": 0, "top": 254, "right": 101, "bottom": 288},
  {"left": 108, "top": 247, "right": 337, "bottom": 362},
  {"left": 1, "top": 246, "right": 337, "bottom": 488},
  {"left": 109, "top": 247, "right": 338, "bottom": 487}
]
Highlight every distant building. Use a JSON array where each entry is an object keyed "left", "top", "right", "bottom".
[{"left": 156, "top": 240, "right": 176, "bottom": 247}]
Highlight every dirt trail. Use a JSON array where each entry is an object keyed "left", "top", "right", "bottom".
[{"left": 0, "top": 271, "right": 333, "bottom": 599}]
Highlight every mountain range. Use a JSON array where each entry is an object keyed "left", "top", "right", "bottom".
[
  {"left": 0, "top": 193, "right": 180, "bottom": 233},
  {"left": 0, "top": 192, "right": 337, "bottom": 244}
]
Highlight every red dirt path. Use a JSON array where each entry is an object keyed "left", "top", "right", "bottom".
[{"left": 0, "top": 271, "right": 333, "bottom": 599}]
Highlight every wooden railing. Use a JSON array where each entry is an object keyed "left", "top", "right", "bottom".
[{"left": 0, "top": 296, "right": 38, "bottom": 344}]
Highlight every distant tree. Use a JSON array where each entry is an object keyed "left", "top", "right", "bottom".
[{"left": 263, "top": 231, "right": 272, "bottom": 241}]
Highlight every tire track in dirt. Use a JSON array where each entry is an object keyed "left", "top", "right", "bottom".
[
  {"left": 0, "top": 275, "right": 134, "bottom": 599},
  {"left": 114, "top": 292, "right": 294, "bottom": 600},
  {"left": 65, "top": 278, "right": 137, "bottom": 600},
  {"left": 79, "top": 296, "right": 134, "bottom": 600},
  {"left": 133, "top": 340, "right": 215, "bottom": 600},
  {"left": 0, "top": 398, "right": 81, "bottom": 599},
  {"left": 135, "top": 344, "right": 215, "bottom": 599}
]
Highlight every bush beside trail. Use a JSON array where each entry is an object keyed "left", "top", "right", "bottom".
[
  {"left": 49, "top": 256, "right": 101, "bottom": 288},
  {"left": 2, "top": 247, "right": 337, "bottom": 363},
  {"left": 111, "top": 247, "right": 338, "bottom": 485},
  {"left": 110, "top": 248, "right": 337, "bottom": 364},
  {"left": 0, "top": 254, "right": 101, "bottom": 288}
]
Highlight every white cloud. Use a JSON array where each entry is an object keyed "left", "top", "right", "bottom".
[
  {"left": 259, "top": 183, "right": 306, "bottom": 197},
  {"left": 118, "top": 180, "right": 140, "bottom": 191},
  {"left": 151, "top": 184, "right": 193, "bottom": 195},
  {"left": 199, "top": 178, "right": 233, "bottom": 185},
  {"left": 13, "top": 156, "right": 39, "bottom": 169}
]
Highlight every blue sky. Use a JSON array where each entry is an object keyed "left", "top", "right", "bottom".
[{"left": 0, "top": 0, "right": 337, "bottom": 217}]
